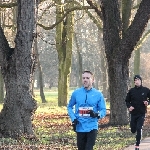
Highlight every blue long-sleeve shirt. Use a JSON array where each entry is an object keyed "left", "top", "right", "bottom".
[{"left": 67, "top": 87, "right": 106, "bottom": 132}]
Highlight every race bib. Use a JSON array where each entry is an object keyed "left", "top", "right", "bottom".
[{"left": 79, "top": 107, "right": 93, "bottom": 117}]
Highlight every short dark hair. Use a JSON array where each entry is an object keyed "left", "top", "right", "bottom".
[
  {"left": 82, "top": 71, "right": 94, "bottom": 80},
  {"left": 82, "top": 70, "right": 93, "bottom": 75}
]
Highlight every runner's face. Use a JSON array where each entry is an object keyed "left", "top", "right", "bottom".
[
  {"left": 134, "top": 78, "right": 141, "bottom": 87},
  {"left": 82, "top": 72, "right": 94, "bottom": 89}
]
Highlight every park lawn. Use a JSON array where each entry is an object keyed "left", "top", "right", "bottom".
[
  {"left": 32, "top": 90, "right": 135, "bottom": 149},
  {"left": 0, "top": 89, "right": 149, "bottom": 149}
]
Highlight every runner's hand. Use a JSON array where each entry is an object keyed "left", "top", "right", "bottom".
[
  {"left": 88, "top": 110, "right": 99, "bottom": 118},
  {"left": 143, "top": 101, "right": 149, "bottom": 106},
  {"left": 129, "top": 106, "right": 134, "bottom": 111},
  {"left": 72, "top": 119, "right": 78, "bottom": 132}
]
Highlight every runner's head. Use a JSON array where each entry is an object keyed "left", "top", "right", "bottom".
[
  {"left": 82, "top": 71, "right": 94, "bottom": 90},
  {"left": 134, "top": 75, "right": 142, "bottom": 87}
]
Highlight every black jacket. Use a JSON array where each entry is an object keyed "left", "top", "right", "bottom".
[{"left": 125, "top": 86, "right": 150, "bottom": 115}]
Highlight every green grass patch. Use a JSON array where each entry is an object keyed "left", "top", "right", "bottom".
[{"left": 0, "top": 90, "right": 149, "bottom": 150}]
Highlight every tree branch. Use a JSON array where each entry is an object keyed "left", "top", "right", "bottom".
[
  {"left": 86, "top": 0, "right": 103, "bottom": 20},
  {"left": 84, "top": 9, "right": 102, "bottom": 30},
  {"left": 135, "top": 29, "right": 150, "bottom": 50},
  {"left": 37, "top": 6, "right": 92, "bottom": 30},
  {"left": 73, "top": 1, "right": 103, "bottom": 30},
  {"left": 0, "top": 2, "right": 17, "bottom": 8},
  {"left": 122, "top": 0, "right": 150, "bottom": 58}
]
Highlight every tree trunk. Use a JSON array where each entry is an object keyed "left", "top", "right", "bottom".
[
  {"left": 0, "top": 0, "right": 4, "bottom": 103},
  {"left": 107, "top": 56, "right": 129, "bottom": 125},
  {"left": 38, "top": 63, "right": 47, "bottom": 103},
  {"left": 0, "top": 0, "right": 37, "bottom": 138},
  {"left": 101, "top": 0, "right": 129, "bottom": 125},
  {"left": 74, "top": 33, "right": 82, "bottom": 87},
  {"left": 0, "top": 68, "right": 4, "bottom": 103},
  {"left": 56, "top": 0, "right": 74, "bottom": 106},
  {"left": 34, "top": 36, "right": 46, "bottom": 103}
]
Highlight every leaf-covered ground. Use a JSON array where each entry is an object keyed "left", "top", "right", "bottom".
[{"left": 0, "top": 107, "right": 150, "bottom": 150}]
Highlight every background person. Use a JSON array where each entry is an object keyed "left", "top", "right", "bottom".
[
  {"left": 125, "top": 75, "right": 150, "bottom": 150},
  {"left": 67, "top": 70, "right": 106, "bottom": 150}
]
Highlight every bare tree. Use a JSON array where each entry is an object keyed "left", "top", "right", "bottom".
[{"left": 86, "top": 0, "right": 150, "bottom": 125}]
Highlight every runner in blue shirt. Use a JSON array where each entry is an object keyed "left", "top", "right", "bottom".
[{"left": 67, "top": 70, "right": 106, "bottom": 150}]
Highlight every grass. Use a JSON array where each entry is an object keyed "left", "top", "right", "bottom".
[
  {"left": 0, "top": 88, "right": 149, "bottom": 149},
  {"left": 32, "top": 89, "right": 135, "bottom": 149}
]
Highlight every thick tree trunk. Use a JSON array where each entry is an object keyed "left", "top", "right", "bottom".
[
  {"left": 0, "top": 0, "right": 37, "bottom": 138},
  {"left": 107, "top": 56, "right": 129, "bottom": 125},
  {"left": 101, "top": 0, "right": 128, "bottom": 125}
]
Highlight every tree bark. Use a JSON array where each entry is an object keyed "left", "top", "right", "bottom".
[
  {"left": 56, "top": 0, "right": 74, "bottom": 106},
  {"left": 0, "top": 68, "right": 4, "bottom": 103},
  {"left": 0, "top": 0, "right": 4, "bottom": 103},
  {"left": 0, "top": 0, "right": 37, "bottom": 138},
  {"left": 122, "top": 0, "right": 133, "bottom": 36}
]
